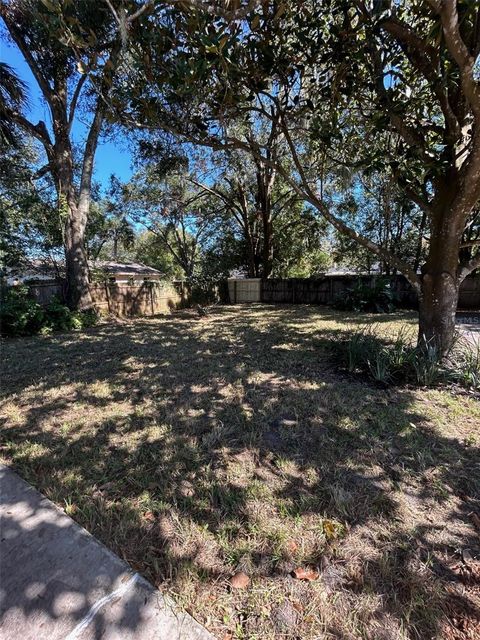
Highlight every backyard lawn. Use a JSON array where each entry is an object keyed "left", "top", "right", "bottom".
[{"left": 1, "top": 304, "right": 479, "bottom": 640}]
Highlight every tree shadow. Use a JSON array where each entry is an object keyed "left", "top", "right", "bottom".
[{"left": 1, "top": 304, "right": 479, "bottom": 639}]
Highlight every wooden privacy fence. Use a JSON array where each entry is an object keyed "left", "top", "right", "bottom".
[
  {"left": 227, "top": 278, "right": 262, "bottom": 303},
  {"left": 90, "top": 282, "right": 186, "bottom": 316},
  {"left": 28, "top": 281, "right": 64, "bottom": 306},
  {"left": 28, "top": 281, "right": 188, "bottom": 316},
  {"left": 228, "top": 275, "right": 480, "bottom": 310}
]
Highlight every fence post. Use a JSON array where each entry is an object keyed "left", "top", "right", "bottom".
[{"left": 104, "top": 282, "right": 111, "bottom": 314}]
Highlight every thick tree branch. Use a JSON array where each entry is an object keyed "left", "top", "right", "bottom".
[
  {"left": 78, "top": 41, "right": 122, "bottom": 211},
  {"left": 459, "top": 251, "right": 480, "bottom": 280},
  {"left": 428, "top": 0, "right": 480, "bottom": 120},
  {"left": 7, "top": 110, "right": 52, "bottom": 149},
  {"left": 68, "top": 74, "right": 88, "bottom": 132},
  {"left": 381, "top": 16, "right": 461, "bottom": 140}
]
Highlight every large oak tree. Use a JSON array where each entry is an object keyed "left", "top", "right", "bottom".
[{"left": 123, "top": 0, "right": 480, "bottom": 354}]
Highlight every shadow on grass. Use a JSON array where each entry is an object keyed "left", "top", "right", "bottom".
[{"left": 1, "top": 304, "right": 478, "bottom": 639}]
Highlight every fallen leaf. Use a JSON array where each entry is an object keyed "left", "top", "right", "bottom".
[
  {"left": 229, "top": 571, "right": 250, "bottom": 589},
  {"left": 287, "top": 540, "right": 298, "bottom": 554},
  {"left": 99, "top": 481, "right": 115, "bottom": 492},
  {"left": 323, "top": 519, "right": 337, "bottom": 540},
  {"left": 143, "top": 511, "right": 155, "bottom": 522},
  {"left": 292, "top": 566, "right": 319, "bottom": 581}
]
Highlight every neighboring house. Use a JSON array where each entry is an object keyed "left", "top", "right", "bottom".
[
  {"left": 4, "top": 259, "right": 62, "bottom": 286},
  {"left": 90, "top": 261, "right": 164, "bottom": 284},
  {"left": 324, "top": 264, "right": 383, "bottom": 276},
  {"left": 4, "top": 260, "right": 164, "bottom": 286}
]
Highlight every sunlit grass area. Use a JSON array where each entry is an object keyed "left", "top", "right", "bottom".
[{"left": 1, "top": 305, "right": 479, "bottom": 639}]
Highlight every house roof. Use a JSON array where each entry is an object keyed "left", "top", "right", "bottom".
[{"left": 4, "top": 260, "right": 164, "bottom": 284}]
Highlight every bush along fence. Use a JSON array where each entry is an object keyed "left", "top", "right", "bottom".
[{"left": 227, "top": 274, "right": 480, "bottom": 310}]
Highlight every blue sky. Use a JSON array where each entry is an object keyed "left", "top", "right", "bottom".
[{"left": 1, "top": 36, "right": 134, "bottom": 189}]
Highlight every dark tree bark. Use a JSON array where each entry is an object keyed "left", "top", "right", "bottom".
[
  {"left": 418, "top": 272, "right": 459, "bottom": 354},
  {"left": 256, "top": 167, "right": 275, "bottom": 278}
]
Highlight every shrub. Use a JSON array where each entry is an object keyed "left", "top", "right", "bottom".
[
  {"left": 79, "top": 308, "right": 99, "bottom": 328},
  {"left": 342, "top": 325, "right": 378, "bottom": 372},
  {"left": 453, "top": 339, "right": 480, "bottom": 390},
  {"left": 411, "top": 344, "right": 446, "bottom": 387},
  {"left": 0, "top": 287, "right": 98, "bottom": 337},
  {"left": 334, "top": 277, "right": 397, "bottom": 313},
  {"left": 335, "top": 327, "right": 478, "bottom": 390},
  {"left": 0, "top": 286, "right": 45, "bottom": 336},
  {"left": 44, "top": 297, "right": 81, "bottom": 332},
  {"left": 44, "top": 298, "right": 99, "bottom": 332},
  {"left": 367, "top": 347, "right": 393, "bottom": 384}
]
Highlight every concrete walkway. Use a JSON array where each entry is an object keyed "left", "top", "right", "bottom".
[{"left": 0, "top": 465, "right": 214, "bottom": 640}]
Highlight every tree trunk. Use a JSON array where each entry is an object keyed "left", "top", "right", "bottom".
[
  {"left": 418, "top": 271, "right": 459, "bottom": 356},
  {"left": 416, "top": 182, "right": 468, "bottom": 356},
  {"left": 262, "top": 215, "right": 273, "bottom": 278},
  {"left": 246, "top": 246, "right": 257, "bottom": 277},
  {"left": 244, "top": 225, "right": 257, "bottom": 277},
  {"left": 256, "top": 167, "right": 274, "bottom": 278},
  {"left": 64, "top": 200, "right": 92, "bottom": 310}
]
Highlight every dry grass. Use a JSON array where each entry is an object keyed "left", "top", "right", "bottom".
[{"left": 1, "top": 304, "right": 479, "bottom": 639}]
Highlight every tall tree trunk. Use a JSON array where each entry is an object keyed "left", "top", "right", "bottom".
[
  {"left": 246, "top": 242, "right": 257, "bottom": 277},
  {"left": 54, "top": 138, "right": 93, "bottom": 311},
  {"left": 417, "top": 205, "right": 462, "bottom": 356},
  {"left": 418, "top": 271, "right": 459, "bottom": 356},
  {"left": 256, "top": 167, "right": 275, "bottom": 278},
  {"left": 262, "top": 214, "right": 273, "bottom": 278},
  {"left": 243, "top": 222, "right": 257, "bottom": 277},
  {"left": 64, "top": 199, "right": 92, "bottom": 310}
]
